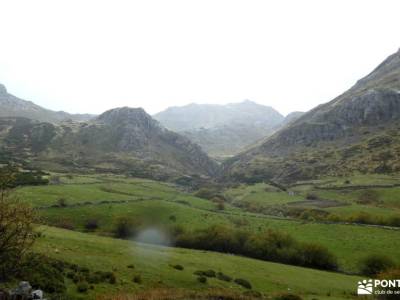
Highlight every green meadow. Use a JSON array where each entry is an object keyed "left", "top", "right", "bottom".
[{"left": 35, "top": 226, "right": 363, "bottom": 300}]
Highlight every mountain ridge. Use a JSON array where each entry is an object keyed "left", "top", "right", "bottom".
[
  {"left": 0, "top": 83, "right": 94, "bottom": 123},
  {"left": 222, "top": 48, "right": 400, "bottom": 183}
]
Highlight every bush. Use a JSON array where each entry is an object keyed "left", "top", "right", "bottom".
[
  {"left": 113, "top": 217, "right": 140, "bottom": 238},
  {"left": 0, "top": 179, "right": 37, "bottom": 280},
  {"left": 357, "top": 190, "right": 380, "bottom": 205},
  {"left": 19, "top": 254, "right": 66, "bottom": 295},
  {"left": 194, "top": 270, "right": 215, "bottom": 277},
  {"left": 360, "top": 254, "right": 396, "bottom": 276},
  {"left": 77, "top": 281, "right": 89, "bottom": 293},
  {"left": 217, "top": 272, "right": 232, "bottom": 282},
  {"left": 387, "top": 216, "right": 400, "bottom": 227},
  {"left": 84, "top": 219, "right": 99, "bottom": 231},
  {"left": 55, "top": 218, "right": 75, "bottom": 230},
  {"left": 108, "top": 273, "right": 117, "bottom": 284},
  {"left": 57, "top": 198, "right": 68, "bottom": 207},
  {"left": 300, "top": 243, "right": 338, "bottom": 270},
  {"left": 305, "top": 193, "right": 319, "bottom": 200},
  {"left": 133, "top": 274, "right": 142, "bottom": 284},
  {"left": 194, "top": 188, "right": 218, "bottom": 200},
  {"left": 172, "top": 264, "right": 184, "bottom": 271},
  {"left": 234, "top": 278, "right": 252, "bottom": 289},
  {"left": 273, "top": 293, "right": 303, "bottom": 300},
  {"left": 86, "top": 272, "right": 102, "bottom": 284},
  {"left": 197, "top": 276, "right": 207, "bottom": 284}
]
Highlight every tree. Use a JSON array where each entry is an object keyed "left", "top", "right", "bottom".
[{"left": 0, "top": 167, "right": 37, "bottom": 280}]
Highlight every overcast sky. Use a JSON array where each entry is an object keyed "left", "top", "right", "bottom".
[{"left": 0, "top": 0, "right": 399, "bottom": 116}]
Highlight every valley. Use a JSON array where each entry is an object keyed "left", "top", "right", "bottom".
[{"left": 1, "top": 45, "right": 400, "bottom": 300}]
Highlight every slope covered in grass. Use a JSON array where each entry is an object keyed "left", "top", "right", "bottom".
[{"left": 35, "top": 226, "right": 362, "bottom": 300}]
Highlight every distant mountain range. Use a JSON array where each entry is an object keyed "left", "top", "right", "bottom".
[
  {"left": 0, "top": 84, "right": 94, "bottom": 123},
  {"left": 222, "top": 48, "right": 400, "bottom": 183},
  {"left": 1, "top": 48, "right": 399, "bottom": 184},
  {"left": 154, "top": 101, "right": 303, "bottom": 157}
]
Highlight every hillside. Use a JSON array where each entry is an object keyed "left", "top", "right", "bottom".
[
  {"left": 0, "top": 83, "right": 93, "bottom": 123},
  {"left": 33, "top": 225, "right": 362, "bottom": 300},
  {"left": 0, "top": 107, "right": 217, "bottom": 180},
  {"left": 154, "top": 101, "right": 284, "bottom": 157},
  {"left": 222, "top": 49, "right": 400, "bottom": 183}
]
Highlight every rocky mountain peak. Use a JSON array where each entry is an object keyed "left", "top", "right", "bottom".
[{"left": 96, "top": 107, "right": 160, "bottom": 130}]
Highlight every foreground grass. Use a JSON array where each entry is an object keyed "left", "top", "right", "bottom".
[{"left": 35, "top": 226, "right": 361, "bottom": 300}]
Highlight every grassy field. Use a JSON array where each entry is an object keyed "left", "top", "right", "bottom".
[
  {"left": 15, "top": 173, "right": 400, "bottom": 273},
  {"left": 225, "top": 175, "right": 400, "bottom": 220},
  {"left": 35, "top": 226, "right": 363, "bottom": 300}
]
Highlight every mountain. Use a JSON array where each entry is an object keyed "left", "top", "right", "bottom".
[
  {"left": 0, "top": 83, "right": 94, "bottom": 123},
  {"left": 154, "top": 100, "right": 284, "bottom": 157},
  {"left": 0, "top": 107, "right": 218, "bottom": 181},
  {"left": 222, "top": 49, "right": 400, "bottom": 183}
]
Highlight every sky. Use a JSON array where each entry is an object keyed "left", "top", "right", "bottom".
[{"left": 0, "top": 0, "right": 399, "bottom": 116}]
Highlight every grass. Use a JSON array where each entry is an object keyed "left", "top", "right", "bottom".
[
  {"left": 15, "top": 174, "right": 398, "bottom": 273},
  {"left": 35, "top": 226, "right": 363, "bottom": 300}
]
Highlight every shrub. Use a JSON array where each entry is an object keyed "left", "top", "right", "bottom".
[
  {"left": 133, "top": 274, "right": 142, "bottom": 284},
  {"left": 387, "top": 216, "right": 400, "bottom": 227},
  {"left": 77, "top": 281, "right": 89, "bottom": 293},
  {"left": 273, "top": 293, "right": 303, "bottom": 300},
  {"left": 234, "top": 278, "right": 252, "bottom": 289},
  {"left": 300, "top": 243, "right": 338, "bottom": 270},
  {"left": 55, "top": 218, "right": 75, "bottom": 230},
  {"left": 305, "top": 193, "right": 319, "bottom": 200},
  {"left": 87, "top": 273, "right": 101, "bottom": 284},
  {"left": 18, "top": 253, "right": 66, "bottom": 295},
  {"left": 108, "top": 273, "right": 117, "bottom": 284},
  {"left": 57, "top": 198, "right": 68, "bottom": 207},
  {"left": 244, "top": 290, "right": 262, "bottom": 298},
  {"left": 360, "top": 254, "right": 396, "bottom": 276},
  {"left": 169, "top": 215, "right": 177, "bottom": 222},
  {"left": 84, "top": 219, "right": 99, "bottom": 231},
  {"left": 194, "top": 188, "right": 218, "bottom": 200},
  {"left": 197, "top": 276, "right": 207, "bottom": 284},
  {"left": 113, "top": 217, "right": 140, "bottom": 238},
  {"left": 194, "top": 270, "right": 215, "bottom": 277},
  {"left": 357, "top": 190, "right": 380, "bottom": 205},
  {"left": 172, "top": 264, "right": 184, "bottom": 271},
  {"left": 217, "top": 272, "right": 232, "bottom": 282},
  {"left": 0, "top": 180, "right": 37, "bottom": 280}
]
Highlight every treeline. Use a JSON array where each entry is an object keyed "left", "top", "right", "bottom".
[
  {"left": 0, "top": 166, "right": 49, "bottom": 188},
  {"left": 172, "top": 225, "right": 338, "bottom": 271},
  {"left": 108, "top": 218, "right": 338, "bottom": 271}
]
